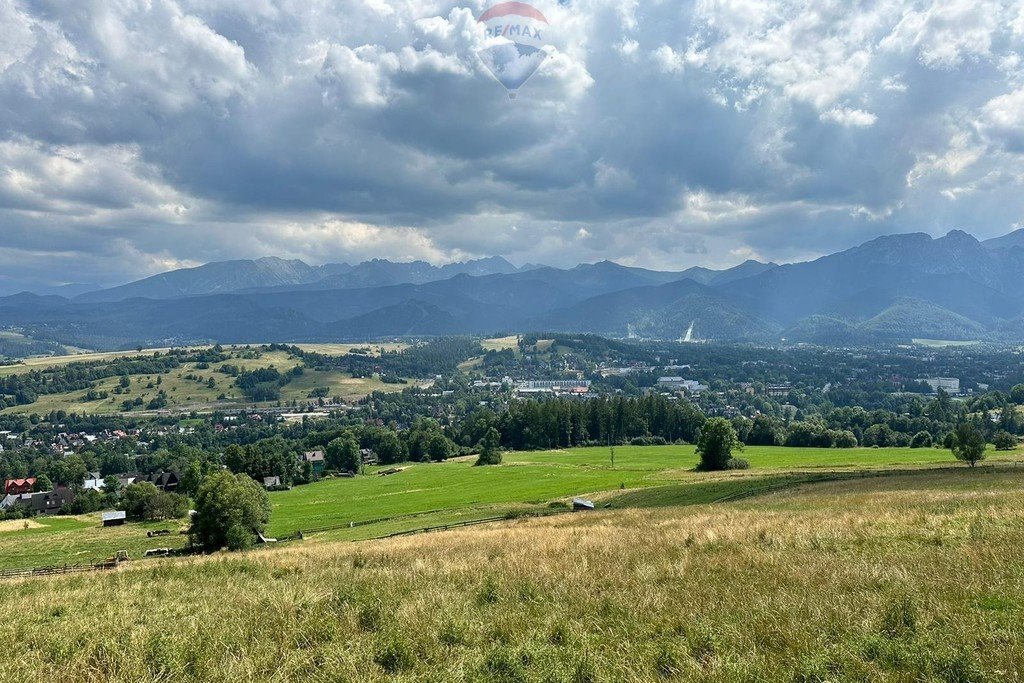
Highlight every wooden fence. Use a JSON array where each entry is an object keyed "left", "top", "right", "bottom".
[{"left": 0, "top": 560, "right": 120, "bottom": 579}]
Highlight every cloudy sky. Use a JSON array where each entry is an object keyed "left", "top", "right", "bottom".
[{"left": 2, "top": 0, "right": 1024, "bottom": 292}]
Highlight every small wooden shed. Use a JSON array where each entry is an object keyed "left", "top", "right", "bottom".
[{"left": 102, "top": 510, "right": 127, "bottom": 527}]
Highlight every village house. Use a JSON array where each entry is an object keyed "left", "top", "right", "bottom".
[
  {"left": 657, "top": 377, "right": 707, "bottom": 394},
  {"left": 113, "top": 471, "right": 181, "bottom": 492},
  {"left": 299, "top": 450, "right": 326, "bottom": 476},
  {"left": 115, "top": 474, "right": 138, "bottom": 489},
  {"left": 0, "top": 487, "right": 75, "bottom": 515},
  {"left": 144, "top": 472, "right": 180, "bottom": 491},
  {"left": 360, "top": 448, "right": 379, "bottom": 465},
  {"left": 4, "top": 478, "right": 36, "bottom": 495},
  {"left": 83, "top": 472, "right": 104, "bottom": 490},
  {"left": 34, "top": 487, "right": 75, "bottom": 514}
]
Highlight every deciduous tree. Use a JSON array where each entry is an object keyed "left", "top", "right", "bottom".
[
  {"left": 475, "top": 428, "right": 503, "bottom": 466},
  {"left": 696, "top": 418, "right": 743, "bottom": 471},
  {"left": 327, "top": 434, "right": 361, "bottom": 473},
  {"left": 951, "top": 423, "right": 986, "bottom": 468},
  {"left": 190, "top": 471, "right": 271, "bottom": 551}
]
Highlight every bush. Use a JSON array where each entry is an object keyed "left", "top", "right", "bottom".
[
  {"left": 147, "top": 492, "right": 189, "bottom": 521},
  {"left": 832, "top": 430, "right": 858, "bottom": 448},
  {"left": 726, "top": 457, "right": 750, "bottom": 470},
  {"left": 863, "top": 423, "right": 899, "bottom": 448},
  {"left": 67, "top": 488, "right": 105, "bottom": 514},
  {"left": 120, "top": 482, "right": 189, "bottom": 521},
  {"left": 910, "top": 431, "right": 933, "bottom": 448},
  {"left": 630, "top": 436, "right": 668, "bottom": 446},
  {"left": 120, "top": 482, "right": 161, "bottom": 521},
  {"left": 993, "top": 431, "right": 1017, "bottom": 451}
]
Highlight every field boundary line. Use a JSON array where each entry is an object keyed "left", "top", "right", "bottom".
[
  {"left": 711, "top": 464, "right": 1021, "bottom": 504},
  {"left": 371, "top": 509, "right": 574, "bottom": 540}
]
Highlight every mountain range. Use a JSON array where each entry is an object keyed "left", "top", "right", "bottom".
[
  {"left": 74, "top": 256, "right": 531, "bottom": 302},
  {"left": 3, "top": 228, "right": 1024, "bottom": 348}
]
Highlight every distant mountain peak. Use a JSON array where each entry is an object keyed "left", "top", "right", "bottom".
[
  {"left": 677, "top": 259, "right": 777, "bottom": 286},
  {"left": 983, "top": 227, "right": 1024, "bottom": 251},
  {"left": 75, "top": 257, "right": 322, "bottom": 303},
  {"left": 468, "top": 255, "right": 515, "bottom": 267},
  {"left": 939, "top": 228, "right": 980, "bottom": 245}
]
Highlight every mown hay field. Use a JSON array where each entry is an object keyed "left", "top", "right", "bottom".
[
  {"left": 1, "top": 468, "right": 1022, "bottom": 681},
  {"left": 292, "top": 343, "right": 411, "bottom": 357},
  {"left": 0, "top": 515, "right": 188, "bottom": 569}
]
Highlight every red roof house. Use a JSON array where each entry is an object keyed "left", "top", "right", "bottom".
[{"left": 4, "top": 478, "right": 36, "bottom": 495}]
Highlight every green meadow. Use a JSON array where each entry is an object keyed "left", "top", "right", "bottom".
[
  {"left": 266, "top": 444, "right": 1013, "bottom": 537},
  {"left": 1, "top": 444, "right": 1019, "bottom": 571},
  {"left": 0, "top": 515, "right": 188, "bottom": 570}
]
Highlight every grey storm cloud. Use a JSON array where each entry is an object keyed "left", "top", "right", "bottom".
[{"left": 2, "top": 0, "right": 1024, "bottom": 291}]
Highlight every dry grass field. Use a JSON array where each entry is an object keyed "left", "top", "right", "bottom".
[
  {"left": 480, "top": 336, "right": 520, "bottom": 352},
  {"left": 0, "top": 518, "right": 44, "bottom": 532},
  {"left": 0, "top": 346, "right": 411, "bottom": 415},
  {"left": 293, "top": 343, "right": 411, "bottom": 356},
  {"left": 278, "top": 368, "right": 406, "bottom": 403},
  {"left": 0, "top": 347, "right": 183, "bottom": 377},
  {"left": 1, "top": 468, "right": 1021, "bottom": 681}
]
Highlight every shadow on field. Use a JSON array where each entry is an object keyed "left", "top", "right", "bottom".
[
  {"left": 605, "top": 465, "right": 1024, "bottom": 510},
  {"left": 605, "top": 473, "right": 833, "bottom": 509}
]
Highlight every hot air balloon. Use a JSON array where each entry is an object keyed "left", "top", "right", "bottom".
[{"left": 477, "top": 2, "right": 550, "bottom": 99}]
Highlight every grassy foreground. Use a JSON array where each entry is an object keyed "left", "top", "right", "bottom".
[{"left": 1, "top": 468, "right": 1023, "bottom": 681}]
